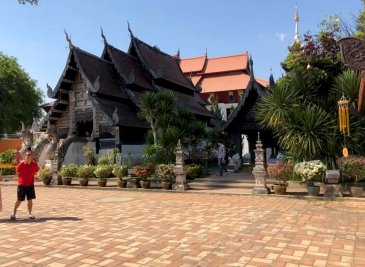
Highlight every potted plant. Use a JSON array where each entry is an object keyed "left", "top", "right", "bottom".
[
  {"left": 156, "top": 164, "right": 175, "bottom": 190},
  {"left": 186, "top": 164, "right": 203, "bottom": 180},
  {"left": 59, "top": 163, "right": 78, "bottom": 186},
  {"left": 113, "top": 165, "right": 128, "bottom": 188},
  {"left": 294, "top": 160, "right": 326, "bottom": 196},
  {"left": 134, "top": 163, "right": 154, "bottom": 189},
  {"left": 337, "top": 156, "right": 365, "bottom": 197},
  {"left": 94, "top": 165, "right": 114, "bottom": 187},
  {"left": 76, "top": 165, "right": 95, "bottom": 186},
  {"left": 267, "top": 161, "right": 293, "bottom": 195},
  {"left": 82, "top": 146, "right": 95, "bottom": 165},
  {"left": 38, "top": 166, "right": 53, "bottom": 185}
]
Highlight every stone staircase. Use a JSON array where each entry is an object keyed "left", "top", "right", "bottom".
[{"left": 187, "top": 168, "right": 306, "bottom": 192}]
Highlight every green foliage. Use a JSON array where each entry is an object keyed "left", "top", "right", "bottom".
[
  {"left": 276, "top": 104, "right": 335, "bottom": 162},
  {"left": 38, "top": 167, "right": 52, "bottom": 180},
  {"left": 356, "top": 0, "right": 365, "bottom": 39},
  {"left": 82, "top": 146, "right": 95, "bottom": 165},
  {"left": 0, "top": 149, "right": 16, "bottom": 165},
  {"left": 76, "top": 165, "right": 95, "bottom": 178},
  {"left": 155, "top": 164, "right": 175, "bottom": 181},
  {"left": 0, "top": 53, "right": 43, "bottom": 133},
  {"left": 97, "top": 155, "right": 112, "bottom": 165},
  {"left": 331, "top": 70, "right": 361, "bottom": 106},
  {"left": 60, "top": 163, "right": 78, "bottom": 178},
  {"left": 112, "top": 165, "right": 128, "bottom": 178},
  {"left": 0, "top": 165, "right": 16, "bottom": 175},
  {"left": 94, "top": 165, "right": 114, "bottom": 179},
  {"left": 186, "top": 164, "right": 203, "bottom": 179}
]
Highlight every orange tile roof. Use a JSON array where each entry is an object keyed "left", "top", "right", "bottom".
[
  {"left": 205, "top": 54, "right": 248, "bottom": 74},
  {"left": 255, "top": 77, "right": 269, "bottom": 87},
  {"left": 191, "top": 76, "right": 201, "bottom": 86},
  {"left": 180, "top": 56, "right": 206, "bottom": 73},
  {"left": 200, "top": 73, "right": 250, "bottom": 93}
]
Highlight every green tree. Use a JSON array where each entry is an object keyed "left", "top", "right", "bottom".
[
  {"left": 0, "top": 53, "right": 43, "bottom": 133},
  {"left": 356, "top": 0, "right": 365, "bottom": 39}
]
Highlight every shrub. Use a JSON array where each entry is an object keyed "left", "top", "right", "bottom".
[
  {"left": 38, "top": 167, "right": 52, "bottom": 180},
  {"left": 82, "top": 146, "right": 95, "bottom": 165},
  {"left": 60, "top": 163, "right": 78, "bottom": 177},
  {"left": 294, "top": 160, "right": 326, "bottom": 185},
  {"left": 0, "top": 164, "right": 16, "bottom": 175},
  {"left": 77, "top": 165, "right": 95, "bottom": 178},
  {"left": 97, "top": 155, "right": 112, "bottom": 165},
  {"left": 156, "top": 164, "right": 175, "bottom": 181},
  {"left": 112, "top": 165, "right": 128, "bottom": 178},
  {"left": 94, "top": 165, "right": 114, "bottom": 179},
  {"left": 0, "top": 149, "right": 16, "bottom": 165},
  {"left": 337, "top": 156, "right": 365, "bottom": 183},
  {"left": 267, "top": 161, "right": 294, "bottom": 184},
  {"left": 187, "top": 164, "right": 203, "bottom": 179}
]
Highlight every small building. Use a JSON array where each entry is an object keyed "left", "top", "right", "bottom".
[{"left": 179, "top": 53, "right": 268, "bottom": 120}]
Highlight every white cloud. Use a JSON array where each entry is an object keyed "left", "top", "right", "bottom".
[{"left": 276, "top": 32, "right": 286, "bottom": 42}]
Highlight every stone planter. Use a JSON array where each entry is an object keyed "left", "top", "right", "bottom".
[
  {"left": 325, "top": 170, "right": 340, "bottom": 184},
  {"left": 307, "top": 185, "right": 320, "bottom": 196}
]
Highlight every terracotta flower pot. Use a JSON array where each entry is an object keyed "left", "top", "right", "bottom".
[
  {"left": 62, "top": 177, "right": 72, "bottom": 186},
  {"left": 79, "top": 178, "right": 89, "bottom": 186},
  {"left": 42, "top": 178, "right": 52, "bottom": 185},
  {"left": 118, "top": 179, "right": 127, "bottom": 188},
  {"left": 350, "top": 185, "right": 363, "bottom": 197},
  {"left": 141, "top": 180, "right": 151, "bottom": 189},
  {"left": 161, "top": 181, "right": 172, "bottom": 190},
  {"left": 272, "top": 184, "right": 287, "bottom": 195},
  {"left": 97, "top": 179, "right": 107, "bottom": 187}
]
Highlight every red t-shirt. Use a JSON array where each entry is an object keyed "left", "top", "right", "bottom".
[{"left": 16, "top": 160, "right": 39, "bottom": 186}]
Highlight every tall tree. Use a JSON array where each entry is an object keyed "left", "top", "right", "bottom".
[{"left": 0, "top": 53, "right": 43, "bottom": 133}]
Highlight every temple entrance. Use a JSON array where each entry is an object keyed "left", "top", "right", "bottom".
[{"left": 76, "top": 120, "right": 93, "bottom": 137}]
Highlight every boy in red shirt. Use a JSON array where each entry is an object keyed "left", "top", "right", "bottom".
[{"left": 11, "top": 151, "right": 39, "bottom": 220}]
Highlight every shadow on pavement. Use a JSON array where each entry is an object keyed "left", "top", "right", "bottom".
[{"left": 0, "top": 216, "right": 82, "bottom": 223}]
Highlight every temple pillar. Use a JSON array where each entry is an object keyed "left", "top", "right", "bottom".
[
  {"left": 68, "top": 90, "right": 76, "bottom": 137},
  {"left": 92, "top": 107, "right": 100, "bottom": 139},
  {"left": 252, "top": 133, "right": 270, "bottom": 195}
]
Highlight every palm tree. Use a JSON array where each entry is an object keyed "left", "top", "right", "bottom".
[{"left": 138, "top": 90, "right": 174, "bottom": 146}]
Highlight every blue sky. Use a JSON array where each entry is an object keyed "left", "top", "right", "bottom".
[{"left": 1, "top": 0, "right": 362, "bottom": 102}]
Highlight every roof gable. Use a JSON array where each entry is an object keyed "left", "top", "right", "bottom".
[
  {"left": 129, "top": 36, "right": 196, "bottom": 92},
  {"left": 180, "top": 56, "right": 207, "bottom": 74}
]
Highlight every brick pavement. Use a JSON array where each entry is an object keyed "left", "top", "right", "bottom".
[{"left": 1, "top": 184, "right": 365, "bottom": 266}]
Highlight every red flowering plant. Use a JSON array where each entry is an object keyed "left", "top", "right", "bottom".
[
  {"left": 336, "top": 156, "right": 365, "bottom": 183},
  {"left": 133, "top": 164, "right": 154, "bottom": 181},
  {"left": 267, "top": 161, "right": 294, "bottom": 185}
]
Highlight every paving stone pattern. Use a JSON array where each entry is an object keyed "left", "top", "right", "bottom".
[{"left": 0, "top": 185, "right": 365, "bottom": 266}]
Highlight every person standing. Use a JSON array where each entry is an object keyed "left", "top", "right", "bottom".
[
  {"left": 217, "top": 142, "right": 227, "bottom": 176},
  {"left": 11, "top": 151, "right": 39, "bottom": 220}
]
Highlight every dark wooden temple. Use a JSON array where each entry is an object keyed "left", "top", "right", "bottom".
[
  {"left": 37, "top": 28, "right": 214, "bottom": 168},
  {"left": 222, "top": 58, "right": 277, "bottom": 164}
]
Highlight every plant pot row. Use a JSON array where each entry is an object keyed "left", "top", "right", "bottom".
[{"left": 52, "top": 177, "right": 173, "bottom": 190}]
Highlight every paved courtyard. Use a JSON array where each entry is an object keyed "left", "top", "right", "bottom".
[{"left": 0, "top": 185, "right": 365, "bottom": 267}]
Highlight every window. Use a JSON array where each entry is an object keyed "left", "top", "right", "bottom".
[{"left": 228, "top": 91, "right": 234, "bottom": 102}]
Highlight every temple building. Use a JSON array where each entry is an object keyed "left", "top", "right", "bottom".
[
  {"left": 179, "top": 53, "right": 268, "bottom": 120},
  {"left": 35, "top": 28, "right": 214, "bottom": 168}
]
